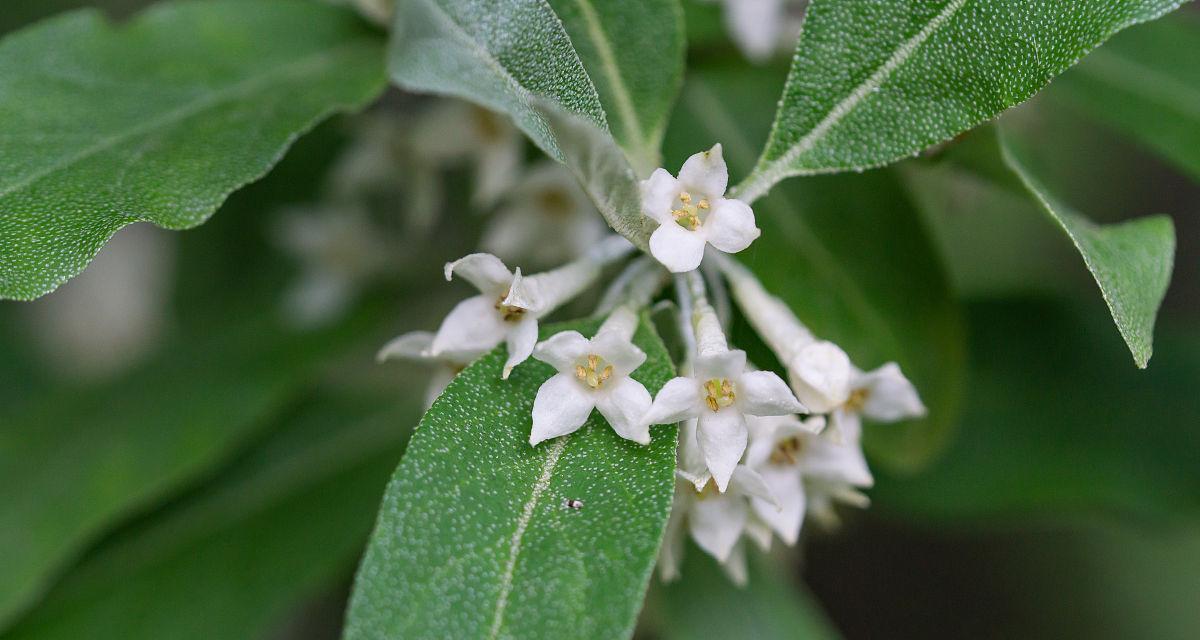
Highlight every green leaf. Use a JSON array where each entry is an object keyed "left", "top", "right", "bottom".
[
  {"left": 734, "top": 0, "right": 1186, "bottom": 202},
  {"left": 1047, "top": 11, "right": 1200, "bottom": 182},
  {"left": 388, "top": 0, "right": 607, "bottom": 160},
  {"left": 997, "top": 130, "right": 1174, "bottom": 368},
  {"left": 0, "top": 0, "right": 386, "bottom": 300},
  {"left": 345, "top": 316, "right": 677, "bottom": 640},
  {"left": 873, "top": 299, "right": 1200, "bottom": 520},
  {"left": 544, "top": 0, "right": 685, "bottom": 174},
  {"left": 3, "top": 396, "right": 415, "bottom": 640},
  {"left": 0, "top": 309, "right": 386, "bottom": 629},
  {"left": 667, "top": 67, "right": 966, "bottom": 470},
  {"left": 656, "top": 545, "right": 841, "bottom": 640}
]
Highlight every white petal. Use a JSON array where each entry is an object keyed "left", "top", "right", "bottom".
[
  {"left": 657, "top": 490, "right": 688, "bottom": 582},
  {"left": 503, "top": 316, "right": 540, "bottom": 378},
  {"left": 751, "top": 465, "right": 805, "bottom": 545},
  {"left": 724, "top": 0, "right": 785, "bottom": 62},
  {"left": 649, "top": 223, "right": 706, "bottom": 273},
  {"left": 444, "top": 253, "right": 513, "bottom": 294},
  {"left": 639, "top": 168, "right": 681, "bottom": 224},
  {"left": 533, "top": 330, "right": 591, "bottom": 373},
  {"left": 787, "top": 340, "right": 852, "bottom": 413},
  {"left": 376, "top": 331, "right": 436, "bottom": 363},
  {"left": 530, "top": 373, "right": 595, "bottom": 445},
  {"left": 596, "top": 377, "right": 653, "bottom": 444},
  {"left": 743, "top": 515, "right": 774, "bottom": 552},
  {"left": 737, "top": 370, "right": 807, "bottom": 416},
  {"left": 858, "top": 362, "right": 927, "bottom": 422},
  {"left": 644, "top": 377, "right": 704, "bottom": 425},
  {"left": 745, "top": 414, "right": 824, "bottom": 468},
  {"left": 590, "top": 330, "right": 646, "bottom": 377},
  {"left": 703, "top": 198, "right": 759, "bottom": 254},
  {"left": 502, "top": 267, "right": 543, "bottom": 313},
  {"left": 697, "top": 409, "right": 748, "bottom": 492},
  {"left": 827, "top": 408, "right": 860, "bottom": 443},
  {"left": 677, "top": 144, "right": 728, "bottom": 197},
  {"left": 720, "top": 541, "right": 749, "bottom": 587},
  {"left": 693, "top": 349, "right": 747, "bottom": 381},
  {"left": 804, "top": 435, "right": 874, "bottom": 488},
  {"left": 430, "top": 295, "right": 508, "bottom": 362},
  {"left": 423, "top": 366, "right": 458, "bottom": 409},
  {"left": 688, "top": 493, "right": 746, "bottom": 562},
  {"left": 473, "top": 126, "right": 522, "bottom": 208},
  {"left": 728, "top": 465, "right": 778, "bottom": 506},
  {"left": 677, "top": 419, "right": 709, "bottom": 488}
]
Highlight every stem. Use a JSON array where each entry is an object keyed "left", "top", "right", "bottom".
[
  {"left": 709, "top": 252, "right": 814, "bottom": 363},
  {"left": 684, "top": 270, "right": 728, "bottom": 357},
  {"left": 522, "top": 235, "right": 634, "bottom": 314},
  {"left": 596, "top": 255, "right": 665, "bottom": 315}
]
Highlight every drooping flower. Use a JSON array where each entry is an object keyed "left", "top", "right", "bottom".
[
  {"left": 643, "top": 348, "right": 806, "bottom": 491},
  {"left": 659, "top": 420, "right": 778, "bottom": 585},
  {"left": 376, "top": 331, "right": 469, "bottom": 408},
  {"left": 831, "top": 362, "right": 927, "bottom": 439},
  {"left": 416, "top": 236, "right": 632, "bottom": 380},
  {"left": 745, "top": 412, "right": 875, "bottom": 538},
  {"left": 480, "top": 162, "right": 608, "bottom": 269},
  {"left": 528, "top": 306, "right": 652, "bottom": 446},
  {"left": 639, "top": 145, "right": 760, "bottom": 273}
]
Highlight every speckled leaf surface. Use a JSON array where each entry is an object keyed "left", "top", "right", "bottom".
[
  {"left": 0, "top": 1, "right": 386, "bottom": 300},
  {"left": 388, "top": 0, "right": 608, "bottom": 160},
  {"left": 345, "top": 317, "right": 677, "bottom": 640},
  {"left": 545, "top": 0, "right": 684, "bottom": 174},
  {"left": 1048, "top": 11, "right": 1200, "bottom": 181},
  {"left": 734, "top": 0, "right": 1186, "bottom": 202},
  {"left": 997, "top": 130, "right": 1174, "bottom": 368}
]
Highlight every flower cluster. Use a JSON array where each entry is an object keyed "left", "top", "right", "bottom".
[{"left": 374, "top": 122, "right": 924, "bottom": 585}]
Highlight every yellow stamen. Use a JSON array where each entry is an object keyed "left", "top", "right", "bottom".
[
  {"left": 703, "top": 378, "right": 736, "bottom": 412},
  {"left": 494, "top": 290, "right": 527, "bottom": 322},
  {"left": 576, "top": 354, "right": 615, "bottom": 390},
  {"left": 769, "top": 436, "right": 804, "bottom": 465},
  {"left": 844, "top": 387, "right": 870, "bottom": 412}
]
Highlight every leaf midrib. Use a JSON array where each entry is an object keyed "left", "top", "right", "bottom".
[
  {"left": 733, "top": 0, "right": 970, "bottom": 203},
  {"left": 0, "top": 44, "right": 362, "bottom": 202}
]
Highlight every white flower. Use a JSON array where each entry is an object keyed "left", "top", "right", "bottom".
[
  {"left": 423, "top": 237, "right": 631, "bottom": 380},
  {"left": 275, "top": 203, "right": 390, "bottom": 327},
  {"left": 642, "top": 348, "right": 805, "bottom": 492},
  {"left": 528, "top": 307, "right": 652, "bottom": 446},
  {"left": 639, "top": 145, "right": 760, "bottom": 273},
  {"left": 410, "top": 100, "right": 522, "bottom": 209},
  {"left": 659, "top": 421, "right": 779, "bottom": 585},
  {"left": 348, "top": 0, "right": 392, "bottom": 24},
  {"left": 830, "top": 362, "right": 927, "bottom": 439},
  {"left": 744, "top": 413, "right": 873, "bottom": 545},
  {"left": 480, "top": 162, "right": 607, "bottom": 269},
  {"left": 702, "top": 0, "right": 806, "bottom": 63},
  {"left": 376, "top": 331, "right": 468, "bottom": 408}
]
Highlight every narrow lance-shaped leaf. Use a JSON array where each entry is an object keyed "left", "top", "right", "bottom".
[
  {"left": 1047, "top": 11, "right": 1200, "bottom": 182},
  {"left": 0, "top": 0, "right": 387, "bottom": 300},
  {"left": 733, "top": 0, "right": 1186, "bottom": 203},
  {"left": 545, "top": 0, "right": 685, "bottom": 175},
  {"left": 345, "top": 317, "right": 677, "bottom": 640},
  {"left": 996, "top": 129, "right": 1174, "bottom": 368},
  {"left": 388, "top": 0, "right": 608, "bottom": 160}
]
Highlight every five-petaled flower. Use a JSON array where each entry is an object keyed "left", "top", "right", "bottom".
[
  {"left": 642, "top": 348, "right": 807, "bottom": 492},
  {"left": 639, "top": 144, "right": 760, "bottom": 273},
  {"left": 528, "top": 307, "right": 654, "bottom": 446}
]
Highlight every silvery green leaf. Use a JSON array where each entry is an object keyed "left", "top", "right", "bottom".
[
  {"left": 734, "top": 0, "right": 1186, "bottom": 202},
  {"left": 0, "top": 1, "right": 386, "bottom": 300},
  {"left": 545, "top": 0, "right": 685, "bottom": 174},
  {"left": 345, "top": 316, "right": 677, "bottom": 640}
]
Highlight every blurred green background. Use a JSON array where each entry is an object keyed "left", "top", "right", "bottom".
[{"left": 2, "top": 1, "right": 1197, "bottom": 639}]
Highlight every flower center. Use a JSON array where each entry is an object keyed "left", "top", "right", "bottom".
[
  {"left": 538, "top": 188, "right": 574, "bottom": 219},
  {"left": 494, "top": 290, "right": 527, "bottom": 322},
  {"left": 703, "top": 378, "right": 736, "bottom": 412},
  {"left": 844, "top": 387, "right": 870, "bottom": 412},
  {"left": 575, "top": 354, "right": 614, "bottom": 390},
  {"left": 769, "top": 436, "right": 805, "bottom": 466},
  {"left": 671, "top": 191, "right": 709, "bottom": 231}
]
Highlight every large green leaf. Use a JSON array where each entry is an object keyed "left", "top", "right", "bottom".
[
  {"left": 667, "top": 66, "right": 965, "bottom": 470},
  {"left": 345, "top": 316, "right": 677, "bottom": 639},
  {"left": 873, "top": 299, "right": 1200, "bottom": 520},
  {"left": 545, "top": 0, "right": 684, "bottom": 174},
  {"left": 1048, "top": 11, "right": 1200, "bottom": 182},
  {"left": 388, "top": 0, "right": 607, "bottom": 160},
  {"left": 656, "top": 545, "right": 841, "bottom": 640},
  {"left": 733, "top": 0, "right": 1186, "bottom": 202},
  {"left": 0, "top": 309, "right": 386, "bottom": 629},
  {"left": 0, "top": 0, "right": 387, "bottom": 300},
  {"left": 3, "top": 396, "right": 415, "bottom": 640}
]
